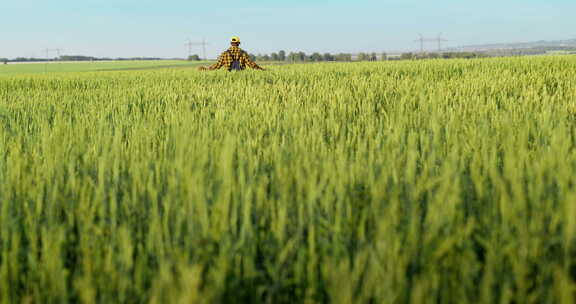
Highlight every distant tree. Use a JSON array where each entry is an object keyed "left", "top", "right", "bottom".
[
  {"left": 278, "top": 50, "right": 286, "bottom": 61},
  {"left": 1, "top": 58, "right": 8, "bottom": 64},
  {"left": 441, "top": 52, "right": 453, "bottom": 59},
  {"left": 310, "top": 52, "right": 323, "bottom": 62},
  {"left": 286, "top": 52, "right": 306, "bottom": 62},
  {"left": 400, "top": 52, "right": 414, "bottom": 60},
  {"left": 370, "top": 53, "right": 378, "bottom": 61},
  {"left": 441, "top": 52, "right": 482, "bottom": 59},
  {"left": 380, "top": 52, "right": 387, "bottom": 61},
  {"left": 323, "top": 53, "right": 334, "bottom": 61},
  {"left": 188, "top": 54, "right": 201, "bottom": 61},
  {"left": 335, "top": 53, "right": 352, "bottom": 62},
  {"left": 271, "top": 53, "right": 279, "bottom": 61},
  {"left": 249, "top": 53, "right": 257, "bottom": 61},
  {"left": 263, "top": 54, "right": 271, "bottom": 61},
  {"left": 60, "top": 55, "right": 97, "bottom": 61},
  {"left": 14, "top": 57, "right": 49, "bottom": 62},
  {"left": 427, "top": 53, "right": 440, "bottom": 59},
  {"left": 357, "top": 53, "right": 368, "bottom": 61},
  {"left": 461, "top": 52, "right": 478, "bottom": 59}
]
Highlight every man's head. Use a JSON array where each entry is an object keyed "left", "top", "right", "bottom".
[{"left": 231, "top": 36, "right": 241, "bottom": 47}]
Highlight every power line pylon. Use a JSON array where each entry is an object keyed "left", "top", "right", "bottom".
[
  {"left": 414, "top": 34, "right": 449, "bottom": 53},
  {"left": 42, "top": 48, "right": 64, "bottom": 73},
  {"left": 45, "top": 48, "right": 63, "bottom": 60},
  {"left": 414, "top": 33, "right": 425, "bottom": 54},
  {"left": 185, "top": 38, "right": 209, "bottom": 60},
  {"left": 436, "top": 33, "right": 448, "bottom": 52},
  {"left": 185, "top": 40, "right": 193, "bottom": 58}
]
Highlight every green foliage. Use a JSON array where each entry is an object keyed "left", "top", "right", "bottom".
[
  {"left": 441, "top": 52, "right": 488, "bottom": 59},
  {"left": 357, "top": 52, "right": 369, "bottom": 61},
  {"left": 323, "top": 53, "right": 335, "bottom": 61},
  {"left": 1, "top": 57, "right": 576, "bottom": 303},
  {"left": 60, "top": 55, "right": 98, "bottom": 61},
  {"left": 401, "top": 52, "right": 415, "bottom": 60},
  {"left": 188, "top": 55, "right": 201, "bottom": 61},
  {"left": 334, "top": 53, "right": 352, "bottom": 62},
  {"left": 310, "top": 53, "right": 323, "bottom": 62},
  {"left": 401, "top": 52, "right": 488, "bottom": 61}
]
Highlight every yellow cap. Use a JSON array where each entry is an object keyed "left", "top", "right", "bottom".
[{"left": 231, "top": 36, "right": 241, "bottom": 43}]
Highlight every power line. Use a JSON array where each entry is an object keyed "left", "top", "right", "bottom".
[
  {"left": 185, "top": 40, "right": 193, "bottom": 58},
  {"left": 43, "top": 48, "right": 64, "bottom": 73},
  {"left": 436, "top": 33, "right": 448, "bottom": 52},
  {"left": 415, "top": 33, "right": 425, "bottom": 54},
  {"left": 185, "top": 38, "right": 209, "bottom": 60},
  {"left": 44, "top": 48, "right": 63, "bottom": 61},
  {"left": 414, "top": 34, "right": 449, "bottom": 53}
]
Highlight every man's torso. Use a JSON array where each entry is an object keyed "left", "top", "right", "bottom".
[{"left": 222, "top": 46, "right": 246, "bottom": 70}]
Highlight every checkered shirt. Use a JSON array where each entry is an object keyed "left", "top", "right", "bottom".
[{"left": 208, "top": 46, "right": 262, "bottom": 71}]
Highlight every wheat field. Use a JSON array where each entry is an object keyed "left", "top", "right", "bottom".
[{"left": 1, "top": 57, "right": 576, "bottom": 303}]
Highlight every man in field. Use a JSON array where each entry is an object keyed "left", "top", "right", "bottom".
[{"left": 198, "top": 36, "right": 264, "bottom": 71}]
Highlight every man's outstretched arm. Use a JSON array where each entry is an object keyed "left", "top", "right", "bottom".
[
  {"left": 242, "top": 52, "right": 264, "bottom": 70},
  {"left": 207, "top": 53, "right": 227, "bottom": 70}
]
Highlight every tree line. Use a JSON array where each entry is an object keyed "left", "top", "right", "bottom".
[
  {"left": 1, "top": 56, "right": 175, "bottom": 63},
  {"left": 398, "top": 52, "right": 489, "bottom": 60},
  {"left": 189, "top": 51, "right": 366, "bottom": 62},
  {"left": 1, "top": 51, "right": 492, "bottom": 65},
  {"left": 253, "top": 51, "right": 358, "bottom": 62},
  {"left": 187, "top": 50, "right": 491, "bottom": 62}
]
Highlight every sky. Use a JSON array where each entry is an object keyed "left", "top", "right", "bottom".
[{"left": 1, "top": 0, "right": 575, "bottom": 59}]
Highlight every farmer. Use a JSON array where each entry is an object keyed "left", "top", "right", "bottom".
[{"left": 198, "top": 36, "right": 264, "bottom": 71}]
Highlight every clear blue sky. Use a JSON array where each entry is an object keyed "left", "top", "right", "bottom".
[{"left": 1, "top": 0, "right": 575, "bottom": 59}]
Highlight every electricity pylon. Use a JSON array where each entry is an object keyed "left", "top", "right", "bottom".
[
  {"left": 414, "top": 34, "right": 449, "bottom": 53},
  {"left": 185, "top": 38, "right": 209, "bottom": 60}
]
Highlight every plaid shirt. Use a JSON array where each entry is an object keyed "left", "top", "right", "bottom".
[{"left": 209, "top": 46, "right": 262, "bottom": 71}]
